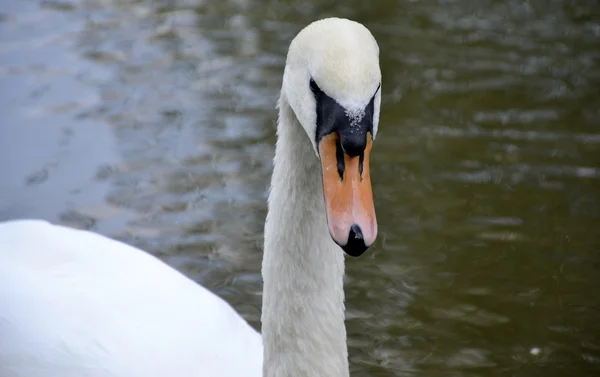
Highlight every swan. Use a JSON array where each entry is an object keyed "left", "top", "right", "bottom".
[{"left": 0, "top": 17, "right": 382, "bottom": 377}]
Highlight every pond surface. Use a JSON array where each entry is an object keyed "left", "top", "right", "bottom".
[{"left": 1, "top": 0, "right": 599, "bottom": 376}]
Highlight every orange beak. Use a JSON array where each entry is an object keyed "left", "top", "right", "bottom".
[{"left": 318, "top": 132, "right": 377, "bottom": 256}]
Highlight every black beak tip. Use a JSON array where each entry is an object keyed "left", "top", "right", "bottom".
[{"left": 340, "top": 224, "right": 369, "bottom": 257}]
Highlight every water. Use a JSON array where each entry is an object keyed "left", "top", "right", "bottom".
[{"left": 1, "top": 0, "right": 599, "bottom": 375}]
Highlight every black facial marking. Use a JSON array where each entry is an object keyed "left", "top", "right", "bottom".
[
  {"left": 313, "top": 79, "right": 378, "bottom": 162},
  {"left": 335, "top": 138, "right": 345, "bottom": 180},
  {"left": 310, "top": 78, "right": 321, "bottom": 95},
  {"left": 358, "top": 152, "right": 364, "bottom": 179}
]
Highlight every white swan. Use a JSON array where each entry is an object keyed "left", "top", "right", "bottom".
[{"left": 0, "top": 17, "right": 382, "bottom": 377}]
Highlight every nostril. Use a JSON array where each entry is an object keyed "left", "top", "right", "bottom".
[
  {"left": 350, "top": 224, "right": 363, "bottom": 240},
  {"left": 341, "top": 224, "right": 368, "bottom": 257}
]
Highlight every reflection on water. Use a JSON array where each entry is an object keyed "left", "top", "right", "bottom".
[{"left": 1, "top": 0, "right": 599, "bottom": 375}]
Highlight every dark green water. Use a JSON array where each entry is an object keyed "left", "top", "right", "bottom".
[{"left": 1, "top": 0, "right": 599, "bottom": 376}]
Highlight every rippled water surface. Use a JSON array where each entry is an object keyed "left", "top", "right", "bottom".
[{"left": 1, "top": 0, "right": 599, "bottom": 375}]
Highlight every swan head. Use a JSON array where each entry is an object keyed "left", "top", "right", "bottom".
[{"left": 282, "top": 18, "right": 381, "bottom": 257}]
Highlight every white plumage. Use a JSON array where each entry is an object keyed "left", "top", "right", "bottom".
[{"left": 0, "top": 220, "right": 262, "bottom": 377}]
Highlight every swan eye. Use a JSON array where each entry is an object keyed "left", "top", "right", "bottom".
[{"left": 310, "top": 78, "right": 322, "bottom": 96}]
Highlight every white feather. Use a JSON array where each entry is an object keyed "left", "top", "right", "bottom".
[{"left": 0, "top": 220, "right": 262, "bottom": 377}]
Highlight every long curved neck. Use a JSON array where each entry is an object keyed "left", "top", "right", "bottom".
[{"left": 261, "top": 93, "right": 349, "bottom": 377}]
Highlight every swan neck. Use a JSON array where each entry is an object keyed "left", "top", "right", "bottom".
[{"left": 261, "top": 93, "right": 348, "bottom": 377}]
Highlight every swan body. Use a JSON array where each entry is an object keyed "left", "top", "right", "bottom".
[
  {"left": 0, "top": 18, "right": 382, "bottom": 377},
  {"left": 0, "top": 219, "right": 262, "bottom": 377}
]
